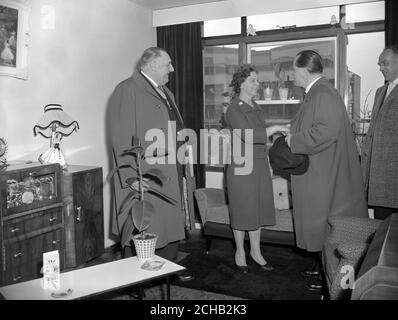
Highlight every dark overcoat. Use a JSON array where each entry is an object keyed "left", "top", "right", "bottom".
[
  {"left": 361, "top": 83, "right": 398, "bottom": 208},
  {"left": 290, "top": 78, "right": 368, "bottom": 252},
  {"left": 225, "top": 98, "right": 276, "bottom": 230},
  {"left": 108, "top": 71, "right": 195, "bottom": 249}
]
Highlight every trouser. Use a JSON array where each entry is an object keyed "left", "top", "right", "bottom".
[
  {"left": 155, "top": 241, "right": 180, "bottom": 261},
  {"left": 371, "top": 206, "right": 397, "bottom": 220}
]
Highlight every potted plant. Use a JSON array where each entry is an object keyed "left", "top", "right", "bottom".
[{"left": 108, "top": 140, "right": 176, "bottom": 260}]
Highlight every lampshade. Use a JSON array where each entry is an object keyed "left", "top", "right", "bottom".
[
  {"left": 33, "top": 104, "right": 80, "bottom": 168},
  {"left": 33, "top": 104, "right": 80, "bottom": 138}
]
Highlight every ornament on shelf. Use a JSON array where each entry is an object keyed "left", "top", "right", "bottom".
[{"left": 247, "top": 24, "right": 256, "bottom": 36}]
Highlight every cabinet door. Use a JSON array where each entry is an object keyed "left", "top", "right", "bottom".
[{"left": 72, "top": 168, "right": 104, "bottom": 265}]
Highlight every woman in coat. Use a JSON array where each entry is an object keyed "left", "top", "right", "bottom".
[{"left": 225, "top": 65, "right": 289, "bottom": 272}]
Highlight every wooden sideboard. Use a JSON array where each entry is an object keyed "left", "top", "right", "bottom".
[
  {"left": 62, "top": 165, "right": 104, "bottom": 268},
  {"left": 0, "top": 162, "right": 104, "bottom": 286}
]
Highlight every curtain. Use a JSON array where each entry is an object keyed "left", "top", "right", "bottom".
[
  {"left": 157, "top": 22, "right": 205, "bottom": 189},
  {"left": 385, "top": 0, "right": 398, "bottom": 46}
]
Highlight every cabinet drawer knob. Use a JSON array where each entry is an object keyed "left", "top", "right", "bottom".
[
  {"left": 52, "top": 240, "right": 60, "bottom": 245},
  {"left": 14, "top": 252, "right": 22, "bottom": 258},
  {"left": 49, "top": 217, "right": 57, "bottom": 222},
  {"left": 76, "top": 206, "right": 82, "bottom": 221},
  {"left": 13, "top": 276, "right": 22, "bottom": 282},
  {"left": 11, "top": 227, "right": 20, "bottom": 233}
]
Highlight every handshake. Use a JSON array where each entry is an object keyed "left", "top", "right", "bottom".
[{"left": 268, "top": 124, "right": 290, "bottom": 136}]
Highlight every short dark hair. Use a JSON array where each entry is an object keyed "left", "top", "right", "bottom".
[
  {"left": 384, "top": 45, "right": 398, "bottom": 57},
  {"left": 229, "top": 64, "right": 257, "bottom": 97},
  {"left": 138, "top": 47, "right": 167, "bottom": 69},
  {"left": 295, "top": 50, "right": 323, "bottom": 74}
]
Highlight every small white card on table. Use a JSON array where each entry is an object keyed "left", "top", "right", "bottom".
[{"left": 43, "top": 250, "right": 60, "bottom": 290}]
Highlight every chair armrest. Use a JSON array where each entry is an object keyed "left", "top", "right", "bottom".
[
  {"left": 328, "top": 242, "right": 369, "bottom": 300},
  {"left": 337, "top": 242, "right": 369, "bottom": 261},
  {"left": 327, "top": 216, "right": 381, "bottom": 244}
]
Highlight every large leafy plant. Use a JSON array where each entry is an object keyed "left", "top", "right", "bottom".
[{"left": 108, "top": 142, "right": 176, "bottom": 247}]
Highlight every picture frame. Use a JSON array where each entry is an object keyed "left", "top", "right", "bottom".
[{"left": 0, "top": 0, "right": 30, "bottom": 80}]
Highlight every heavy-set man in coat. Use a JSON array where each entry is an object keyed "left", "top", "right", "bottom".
[
  {"left": 109, "top": 47, "right": 195, "bottom": 281},
  {"left": 286, "top": 50, "right": 368, "bottom": 291},
  {"left": 361, "top": 45, "right": 398, "bottom": 220}
]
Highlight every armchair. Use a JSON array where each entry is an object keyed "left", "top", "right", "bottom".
[{"left": 322, "top": 216, "right": 381, "bottom": 300}]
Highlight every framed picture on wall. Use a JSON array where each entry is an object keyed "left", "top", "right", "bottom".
[{"left": 0, "top": 0, "right": 30, "bottom": 79}]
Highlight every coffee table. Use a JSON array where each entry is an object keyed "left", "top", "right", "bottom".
[{"left": 0, "top": 255, "right": 185, "bottom": 300}]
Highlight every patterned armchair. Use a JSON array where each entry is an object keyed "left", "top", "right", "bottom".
[{"left": 322, "top": 216, "right": 381, "bottom": 300}]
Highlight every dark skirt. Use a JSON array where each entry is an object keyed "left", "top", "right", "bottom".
[{"left": 226, "top": 157, "right": 276, "bottom": 230}]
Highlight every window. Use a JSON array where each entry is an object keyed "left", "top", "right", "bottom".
[
  {"left": 345, "top": 1, "right": 384, "bottom": 23},
  {"left": 346, "top": 31, "right": 385, "bottom": 150},
  {"left": 203, "top": 17, "right": 241, "bottom": 37},
  {"left": 247, "top": 38, "right": 336, "bottom": 125},
  {"left": 247, "top": 7, "right": 340, "bottom": 32},
  {"left": 203, "top": 44, "right": 239, "bottom": 130}
]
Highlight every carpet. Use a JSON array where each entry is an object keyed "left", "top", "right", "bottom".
[{"left": 175, "top": 236, "right": 323, "bottom": 300}]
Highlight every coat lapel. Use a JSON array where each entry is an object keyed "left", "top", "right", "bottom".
[
  {"left": 369, "top": 84, "right": 389, "bottom": 125},
  {"left": 384, "top": 82, "right": 398, "bottom": 105},
  {"left": 133, "top": 71, "right": 164, "bottom": 102}
]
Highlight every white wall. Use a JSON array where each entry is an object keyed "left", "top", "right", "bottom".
[
  {"left": 153, "top": 0, "right": 379, "bottom": 26},
  {"left": 0, "top": 0, "right": 155, "bottom": 248}
]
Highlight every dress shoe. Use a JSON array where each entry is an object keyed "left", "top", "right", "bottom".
[
  {"left": 247, "top": 254, "right": 274, "bottom": 271},
  {"left": 234, "top": 264, "right": 249, "bottom": 274},
  {"left": 301, "top": 270, "right": 321, "bottom": 279},
  {"left": 307, "top": 281, "right": 323, "bottom": 291},
  {"left": 178, "top": 270, "right": 194, "bottom": 282}
]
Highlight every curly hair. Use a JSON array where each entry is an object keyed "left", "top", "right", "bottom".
[{"left": 229, "top": 64, "right": 257, "bottom": 97}]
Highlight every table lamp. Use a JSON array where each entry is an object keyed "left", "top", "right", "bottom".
[{"left": 33, "top": 104, "right": 79, "bottom": 168}]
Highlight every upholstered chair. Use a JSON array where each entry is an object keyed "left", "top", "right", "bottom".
[{"left": 322, "top": 216, "right": 381, "bottom": 300}]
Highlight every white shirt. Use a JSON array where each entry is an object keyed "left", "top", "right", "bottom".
[
  {"left": 140, "top": 70, "right": 168, "bottom": 100},
  {"left": 140, "top": 70, "right": 159, "bottom": 88},
  {"left": 305, "top": 76, "right": 323, "bottom": 94}
]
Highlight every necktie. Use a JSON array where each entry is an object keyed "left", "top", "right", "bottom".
[{"left": 157, "top": 86, "right": 166, "bottom": 99}]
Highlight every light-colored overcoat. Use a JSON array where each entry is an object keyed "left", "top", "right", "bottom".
[
  {"left": 109, "top": 71, "right": 195, "bottom": 249},
  {"left": 361, "top": 83, "right": 398, "bottom": 208},
  {"left": 290, "top": 78, "right": 368, "bottom": 252}
]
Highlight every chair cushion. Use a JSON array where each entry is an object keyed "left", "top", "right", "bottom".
[
  {"left": 264, "top": 209, "right": 293, "bottom": 232},
  {"left": 207, "top": 205, "right": 230, "bottom": 224}
]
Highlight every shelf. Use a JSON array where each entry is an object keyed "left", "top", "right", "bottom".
[
  {"left": 256, "top": 99, "right": 301, "bottom": 104},
  {"left": 265, "top": 119, "right": 291, "bottom": 124}
]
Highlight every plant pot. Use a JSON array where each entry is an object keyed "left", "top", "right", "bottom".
[
  {"left": 263, "top": 88, "right": 273, "bottom": 100},
  {"left": 133, "top": 233, "right": 158, "bottom": 261},
  {"left": 278, "top": 87, "right": 289, "bottom": 100}
]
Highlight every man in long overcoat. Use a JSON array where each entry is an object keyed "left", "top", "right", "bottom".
[
  {"left": 361, "top": 45, "right": 398, "bottom": 220},
  {"left": 109, "top": 47, "right": 195, "bottom": 280},
  {"left": 286, "top": 50, "right": 368, "bottom": 290}
]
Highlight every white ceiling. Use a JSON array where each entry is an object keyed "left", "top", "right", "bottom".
[{"left": 128, "top": 0, "right": 225, "bottom": 10}]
